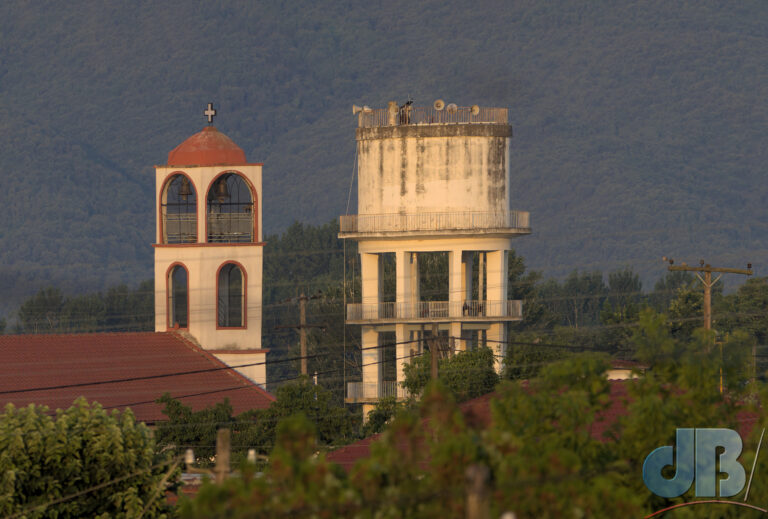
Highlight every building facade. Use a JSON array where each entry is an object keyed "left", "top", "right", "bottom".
[
  {"left": 340, "top": 103, "right": 530, "bottom": 413},
  {"left": 154, "top": 120, "right": 267, "bottom": 386}
]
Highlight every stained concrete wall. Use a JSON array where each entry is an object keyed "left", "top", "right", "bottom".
[{"left": 356, "top": 124, "right": 512, "bottom": 215}]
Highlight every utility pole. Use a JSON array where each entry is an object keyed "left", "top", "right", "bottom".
[
  {"left": 664, "top": 258, "right": 753, "bottom": 393},
  {"left": 664, "top": 258, "right": 752, "bottom": 331},
  {"left": 300, "top": 293, "right": 308, "bottom": 376},
  {"left": 465, "top": 464, "right": 490, "bottom": 519},
  {"left": 275, "top": 293, "right": 325, "bottom": 377},
  {"left": 214, "top": 428, "right": 231, "bottom": 484}
]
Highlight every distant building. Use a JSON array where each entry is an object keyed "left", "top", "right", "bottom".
[
  {"left": 155, "top": 120, "right": 267, "bottom": 387},
  {"left": 0, "top": 109, "right": 273, "bottom": 418},
  {"left": 340, "top": 103, "right": 531, "bottom": 416}
]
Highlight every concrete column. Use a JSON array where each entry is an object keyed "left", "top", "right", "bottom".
[
  {"left": 410, "top": 253, "right": 420, "bottom": 304},
  {"left": 361, "top": 326, "right": 380, "bottom": 399},
  {"left": 485, "top": 250, "right": 508, "bottom": 313},
  {"left": 462, "top": 251, "right": 474, "bottom": 300},
  {"left": 361, "top": 253, "right": 380, "bottom": 319},
  {"left": 154, "top": 263, "right": 165, "bottom": 331},
  {"left": 478, "top": 252, "right": 485, "bottom": 302},
  {"left": 396, "top": 250, "right": 413, "bottom": 318},
  {"left": 396, "top": 323, "right": 409, "bottom": 398},
  {"left": 486, "top": 323, "right": 507, "bottom": 373},
  {"left": 449, "top": 249, "right": 464, "bottom": 311},
  {"left": 198, "top": 187, "right": 207, "bottom": 244},
  {"left": 486, "top": 250, "right": 509, "bottom": 373}
]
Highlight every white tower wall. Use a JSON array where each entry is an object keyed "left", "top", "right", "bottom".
[
  {"left": 341, "top": 107, "right": 531, "bottom": 418},
  {"left": 154, "top": 162, "right": 267, "bottom": 387},
  {"left": 357, "top": 126, "right": 511, "bottom": 215}
]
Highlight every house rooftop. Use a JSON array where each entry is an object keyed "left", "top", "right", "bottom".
[{"left": 0, "top": 331, "right": 274, "bottom": 423}]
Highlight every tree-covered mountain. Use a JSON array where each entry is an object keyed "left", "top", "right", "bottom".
[{"left": 0, "top": 0, "right": 766, "bottom": 314}]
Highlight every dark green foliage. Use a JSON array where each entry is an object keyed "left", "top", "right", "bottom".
[
  {"left": 361, "top": 396, "right": 403, "bottom": 437},
  {"left": 257, "top": 379, "right": 359, "bottom": 449},
  {"left": 261, "top": 220, "right": 359, "bottom": 393},
  {"left": 16, "top": 287, "right": 65, "bottom": 333},
  {"left": 178, "top": 315, "right": 768, "bottom": 517},
  {"left": 0, "top": 317, "right": 5, "bottom": 334},
  {"left": 14, "top": 281, "right": 153, "bottom": 334},
  {"left": 154, "top": 395, "right": 259, "bottom": 467},
  {"left": 538, "top": 270, "right": 608, "bottom": 328},
  {"left": 418, "top": 252, "right": 448, "bottom": 301},
  {"left": 650, "top": 270, "right": 696, "bottom": 310},
  {"left": 503, "top": 339, "right": 572, "bottom": 380},
  {"left": 402, "top": 347, "right": 499, "bottom": 402},
  {"left": 178, "top": 414, "right": 351, "bottom": 519},
  {"left": 1, "top": 1, "right": 767, "bottom": 316},
  {"left": 0, "top": 398, "right": 176, "bottom": 518},
  {"left": 155, "top": 380, "right": 359, "bottom": 467}
]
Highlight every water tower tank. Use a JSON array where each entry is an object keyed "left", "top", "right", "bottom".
[{"left": 355, "top": 105, "right": 512, "bottom": 216}]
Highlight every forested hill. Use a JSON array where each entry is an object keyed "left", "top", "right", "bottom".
[{"left": 0, "top": 1, "right": 766, "bottom": 314}]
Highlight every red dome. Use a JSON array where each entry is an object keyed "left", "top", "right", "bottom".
[{"left": 167, "top": 126, "right": 246, "bottom": 166}]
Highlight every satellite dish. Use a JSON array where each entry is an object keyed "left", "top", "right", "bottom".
[
  {"left": 471, "top": 104, "right": 480, "bottom": 115},
  {"left": 352, "top": 104, "right": 363, "bottom": 115},
  {"left": 433, "top": 99, "right": 445, "bottom": 111},
  {"left": 446, "top": 103, "right": 458, "bottom": 113}
]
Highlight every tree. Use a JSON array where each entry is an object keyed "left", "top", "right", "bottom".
[
  {"left": 177, "top": 414, "right": 352, "bottom": 519},
  {"left": 537, "top": 270, "right": 608, "bottom": 328},
  {"left": 502, "top": 337, "right": 572, "bottom": 380},
  {"left": 0, "top": 317, "right": 5, "bottom": 334},
  {"left": 154, "top": 395, "right": 259, "bottom": 467},
  {"left": 650, "top": 270, "right": 695, "bottom": 310},
  {"left": 176, "top": 317, "right": 767, "bottom": 517},
  {"left": 718, "top": 277, "right": 768, "bottom": 373},
  {"left": 0, "top": 398, "right": 176, "bottom": 518},
  {"left": 256, "top": 379, "right": 359, "bottom": 450},
  {"left": 16, "top": 287, "right": 64, "bottom": 333},
  {"left": 362, "top": 396, "right": 404, "bottom": 436},
  {"left": 401, "top": 347, "right": 499, "bottom": 402},
  {"left": 14, "top": 281, "right": 154, "bottom": 334},
  {"left": 155, "top": 380, "right": 359, "bottom": 465}
]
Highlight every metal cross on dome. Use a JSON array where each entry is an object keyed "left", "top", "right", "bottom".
[{"left": 204, "top": 103, "right": 217, "bottom": 124}]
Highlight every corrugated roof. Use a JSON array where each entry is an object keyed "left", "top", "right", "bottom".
[{"left": 0, "top": 332, "right": 274, "bottom": 423}]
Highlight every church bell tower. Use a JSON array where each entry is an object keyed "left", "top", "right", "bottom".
[{"left": 153, "top": 104, "right": 266, "bottom": 386}]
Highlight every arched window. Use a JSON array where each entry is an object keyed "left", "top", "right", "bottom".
[
  {"left": 218, "top": 263, "right": 245, "bottom": 327},
  {"left": 161, "top": 174, "right": 197, "bottom": 243},
  {"left": 207, "top": 172, "right": 254, "bottom": 243},
  {"left": 168, "top": 264, "right": 188, "bottom": 328}
]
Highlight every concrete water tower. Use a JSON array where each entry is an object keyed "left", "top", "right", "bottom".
[{"left": 341, "top": 101, "right": 531, "bottom": 413}]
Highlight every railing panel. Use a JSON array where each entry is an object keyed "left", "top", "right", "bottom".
[
  {"left": 358, "top": 107, "right": 508, "bottom": 128},
  {"left": 207, "top": 213, "right": 253, "bottom": 242},
  {"left": 339, "top": 211, "right": 530, "bottom": 234},
  {"left": 346, "top": 300, "right": 523, "bottom": 321},
  {"left": 164, "top": 213, "right": 197, "bottom": 243},
  {"left": 346, "top": 380, "right": 402, "bottom": 400}
]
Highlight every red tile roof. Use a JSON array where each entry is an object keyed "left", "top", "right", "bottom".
[{"left": 0, "top": 332, "right": 274, "bottom": 423}]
